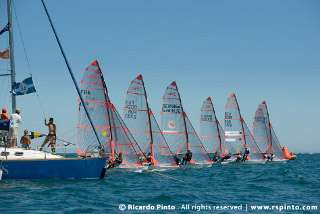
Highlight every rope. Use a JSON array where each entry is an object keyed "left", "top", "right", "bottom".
[{"left": 11, "top": 0, "right": 46, "bottom": 118}]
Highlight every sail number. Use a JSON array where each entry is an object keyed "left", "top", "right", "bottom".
[
  {"left": 201, "top": 115, "right": 213, "bottom": 121},
  {"left": 125, "top": 100, "right": 137, "bottom": 119},
  {"left": 162, "top": 104, "right": 181, "bottom": 113}
]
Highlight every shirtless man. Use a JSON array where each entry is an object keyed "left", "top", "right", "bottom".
[{"left": 40, "top": 118, "right": 56, "bottom": 154}]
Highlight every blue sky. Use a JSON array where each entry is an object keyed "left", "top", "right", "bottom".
[{"left": 0, "top": 0, "right": 319, "bottom": 153}]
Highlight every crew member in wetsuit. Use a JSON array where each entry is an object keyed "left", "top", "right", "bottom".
[
  {"left": 236, "top": 153, "right": 242, "bottom": 162},
  {"left": 270, "top": 153, "right": 274, "bottom": 161},
  {"left": 40, "top": 118, "right": 56, "bottom": 154},
  {"left": 182, "top": 150, "right": 192, "bottom": 165},
  {"left": 115, "top": 152, "right": 123, "bottom": 164},
  {"left": 146, "top": 152, "right": 153, "bottom": 165},
  {"left": 174, "top": 153, "right": 180, "bottom": 165},
  {"left": 108, "top": 152, "right": 123, "bottom": 169},
  {"left": 242, "top": 146, "right": 250, "bottom": 161},
  {"left": 213, "top": 152, "right": 220, "bottom": 162}
]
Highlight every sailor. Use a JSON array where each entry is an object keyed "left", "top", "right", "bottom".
[
  {"left": 115, "top": 152, "right": 123, "bottom": 164},
  {"left": 107, "top": 152, "right": 123, "bottom": 169},
  {"left": 40, "top": 118, "right": 56, "bottom": 154},
  {"left": 236, "top": 153, "right": 242, "bottom": 162},
  {"left": 0, "top": 108, "right": 10, "bottom": 147},
  {"left": 146, "top": 152, "right": 152, "bottom": 164},
  {"left": 182, "top": 149, "right": 192, "bottom": 165},
  {"left": 8, "top": 109, "right": 22, "bottom": 148},
  {"left": 270, "top": 153, "right": 274, "bottom": 161},
  {"left": 242, "top": 146, "right": 250, "bottom": 161},
  {"left": 20, "top": 130, "right": 31, "bottom": 149},
  {"left": 213, "top": 151, "right": 220, "bottom": 162},
  {"left": 174, "top": 153, "right": 180, "bottom": 165},
  {"left": 263, "top": 154, "right": 268, "bottom": 160}
]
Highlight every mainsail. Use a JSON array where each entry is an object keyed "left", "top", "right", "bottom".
[
  {"left": 200, "top": 97, "right": 224, "bottom": 156},
  {"left": 77, "top": 61, "right": 110, "bottom": 156},
  {"left": 77, "top": 61, "right": 142, "bottom": 167},
  {"left": 123, "top": 75, "right": 174, "bottom": 166},
  {"left": 161, "top": 81, "right": 210, "bottom": 164},
  {"left": 223, "top": 93, "right": 263, "bottom": 161},
  {"left": 253, "top": 101, "right": 285, "bottom": 160}
]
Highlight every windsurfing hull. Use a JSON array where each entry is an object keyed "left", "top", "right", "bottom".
[{"left": 0, "top": 158, "right": 107, "bottom": 179}]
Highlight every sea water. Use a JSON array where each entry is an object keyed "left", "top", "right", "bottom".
[{"left": 0, "top": 154, "right": 319, "bottom": 213}]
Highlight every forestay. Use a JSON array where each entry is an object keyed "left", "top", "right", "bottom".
[{"left": 124, "top": 75, "right": 174, "bottom": 166}]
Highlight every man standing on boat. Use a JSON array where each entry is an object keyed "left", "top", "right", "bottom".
[
  {"left": 8, "top": 109, "right": 22, "bottom": 148},
  {"left": 0, "top": 109, "right": 10, "bottom": 147},
  {"left": 40, "top": 118, "right": 56, "bottom": 154}
]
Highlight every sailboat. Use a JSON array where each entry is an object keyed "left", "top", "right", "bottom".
[
  {"left": 222, "top": 93, "right": 265, "bottom": 164},
  {"left": 252, "top": 101, "right": 286, "bottom": 163},
  {"left": 161, "top": 81, "right": 211, "bottom": 167},
  {"left": 200, "top": 97, "right": 233, "bottom": 162},
  {"left": 78, "top": 61, "right": 144, "bottom": 170},
  {"left": 123, "top": 75, "right": 177, "bottom": 170},
  {"left": 0, "top": 1, "right": 107, "bottom": 179}
]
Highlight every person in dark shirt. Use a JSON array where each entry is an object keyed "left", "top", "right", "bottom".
[
  {"left": 146, "top": 152, "right": 152, "bottom": 163},
  {"left": 182, "top": 150, "right": 192, "bottom": 165},
  {"left": 213, "top": 152, "right": 220, "bottom": 162},
  {"left": 115, "top": 152, "right": 123, "bottom": 164},
  {"left": 174, "top": 153, "right": 180, "bottom": 165}
]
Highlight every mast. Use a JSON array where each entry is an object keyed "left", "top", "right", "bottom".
[
  {"left": 96, "top": 61, "right": 114, "bottom": 159},
  {"left": 233, "top": 94, "right": 247, "bottom": 148},
  {"left": 263, "top": 101, "right": 273, "bottom": 154},
  {"left": 7, "top": 0, "right": 16, "bottom": 113},
  {"left": 174, "top": 82, "right": 189, "bottom": 151},
  {"left": 209, "top": 97, "right": 224, "bottom": 157},
  {"left": 140, "top": 75, "right": 155, "bottom": 161}
]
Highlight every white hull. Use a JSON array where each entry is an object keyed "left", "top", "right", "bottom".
[
  {"left": 179, "top": 162, "right": 213, "bottom": 168},
  {"left": 221, "top": 159, "right": 266, "bottom": 165},
  {"left": 265, "top": 159, "right": 287, "bottom": 164},
  {"left": 0, "top": 147, "right": 63, "bottom": 160}
]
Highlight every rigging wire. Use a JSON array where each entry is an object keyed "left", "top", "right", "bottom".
[{"left": 11, "top": 0, "right": 46, "bottom": 118}]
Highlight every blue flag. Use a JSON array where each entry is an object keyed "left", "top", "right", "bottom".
[{"left": 12, "top": 77, "right": 36, "bottom": 96}]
